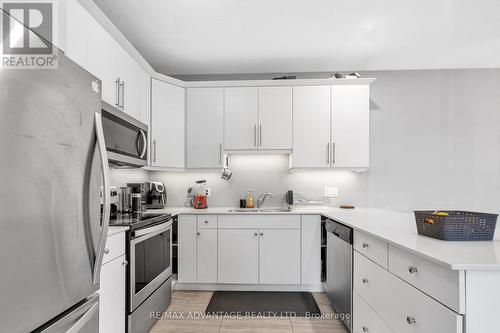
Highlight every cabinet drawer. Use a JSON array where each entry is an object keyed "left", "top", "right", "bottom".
[
  {"left": 353, "top": 290, "right": 394, "bottom": 333},
  {"left": 354, "top": 230, "right": 388, "bottom": 268},
  {"left": 354, "top": 252, "right": 463, "bottom": 333},
  {"left": 219, "top": 215, "right": 300, "bottom": 229},
  {"left": 103, "top": 232, "right": 125, "bottom": 265},
  {"left": 197, "top": 215, "right": 218, "bottom": 229},
  {"left": 388, "top": 245, "right": 464, "bottom": 313}
]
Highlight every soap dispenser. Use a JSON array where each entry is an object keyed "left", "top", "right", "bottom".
[{"left": 246, "top": 190, "right": 255, "bottom": 208}]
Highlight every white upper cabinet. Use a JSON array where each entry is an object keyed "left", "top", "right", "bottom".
[
  {"left": 186, "top": 88, "right": 224, "bottom": 168},
  {"left": 331, "top": 85, "right": 370, "bottom": 168},
  {"left": 223, "top": 86, "right": 293, "bottom": 151},
  {"left": 292, "top": 86, "right": 331, "bottom": 168},
  {"left": 258, "top": 87, "right": 293, "bottom": 150},
  {"left": 224, "top": 87, "right": 259, "bottom": 150},
  {"left": 151, "top": 79, "right": 185, "bottom": 168},
  {"left": 292, "top": 84, "right": 370, "bottom": 168},
  {"left": 65, "top": 0, "right": 150, "bottom": 123}
]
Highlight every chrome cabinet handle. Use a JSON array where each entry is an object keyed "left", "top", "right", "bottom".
[
  {"left": 219, "top": 143, "right": 223, "bottom": 165},
  {"left": 362, "top": 278, "right": 369, "bottom": 284},
  {"left": 406, "top": 316, "right": 416, "bottom": 325},
  {"left": 122, "top": 260, "right": 128, "bottom": 266},
  {"left": 327, "top": 143, "right": 330, "bottom": 165},
  {"left": 254, "top": 232, "right": 259, "bottom": 236},
  {"left": 259, "top": 124, "right": 262, "bottom": 146},
  {"left": 362, "top": 242, "right": 369, "bottom": 248},
  {"left": 196, "top": 232, "right": 200, "bottom": 236},
  {"left": 104, "top": 248, "right": 109, "bottom": 254},
  {"left": 120, "top": 81, "right": 125, "bottom": 109},
  {"left": 254, "top": 125, "right": 257, "bottom": 146},
  {"left": 408, "top": 266, "right": 418, "bottom": 274},
  {"left": 115, "top": 78, "right": 120, "bottom": 107},
  {"left": 93, "top": 112, "right": 110, "bottom": 286},
  {"left": 362, "top": 326, "right": 369, "bottom": 332},
  {"left": 259, "top": 232, "right": 264, "bottom": 236},
  {"left": 153, "top": 140, "right": 157, "bottom": 163},
  {"left": 205, "top": 220, "right": 209, "bottom": 224},
  {"left": 332, "top": 142, "right": 336, "bottom": 165}
]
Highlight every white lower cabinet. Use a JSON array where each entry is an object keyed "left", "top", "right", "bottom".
[
  {"left": 353, "top": 290, "right": 394, "bottom": 333},
  {"left": 354, "top": 251, "right": 463, "bottom": 333},
  {"left": 259, "top": 229, "right": 300, "bottom": 284},
  {"left": 197, "top": 228, "right": 218, "bottom": 283},
  {"left": 218, "top": 229, "right": 260, "bottom": 284},
  {"left": 99, "top": 229, "right": 127, "bottom": 333},
  {"left": 178, "top": 215, "right": 197, "bottom": 283}
]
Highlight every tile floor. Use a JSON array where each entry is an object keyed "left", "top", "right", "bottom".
[{"left": 149, "top": 290, "right": 349, "bottom": 333}]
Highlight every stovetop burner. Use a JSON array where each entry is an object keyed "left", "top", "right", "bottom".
[{"left": 109, "top": 212, "right": 172, "bottom": 230}]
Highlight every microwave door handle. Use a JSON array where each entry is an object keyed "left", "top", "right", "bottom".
[
  {"left": 138, "top": 129, "right": 147, "bottom": 159},
  {"left": 93, "top": 112, "right": 110, "bottom": 286}
]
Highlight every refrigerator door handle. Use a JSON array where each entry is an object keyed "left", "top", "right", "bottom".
[
  {"left": 65, "top": 301, "right": 99, "bottom": 333},
  {"left": 93, "top": 112, "right": 110, "bottom": 286}
]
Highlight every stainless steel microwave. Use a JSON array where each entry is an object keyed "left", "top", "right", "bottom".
[{"left": 102, "top": 102, "right": 148, "bottom": 167}]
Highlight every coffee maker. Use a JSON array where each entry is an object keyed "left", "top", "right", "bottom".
[{"left": 145, "top": 181, "right": 167, "bottom": 209}]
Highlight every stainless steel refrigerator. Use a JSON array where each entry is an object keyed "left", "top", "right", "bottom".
[{"left": 0, "top": 44, "right": 110, "bottom": 333}]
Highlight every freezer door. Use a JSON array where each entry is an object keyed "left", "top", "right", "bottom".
[
  {"left": 37, "top": 294, "right": 99, "bottom": 333},
  {"left": 0, "top": 52, "right": 109, "bottom": 332}
]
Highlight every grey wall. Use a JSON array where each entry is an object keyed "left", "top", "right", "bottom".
[
  {"left": 364, "top": 69, "right": 500, "bottom": 215},
  {"left": 110, "top": 68, "right": 500, "bottom": 222}
]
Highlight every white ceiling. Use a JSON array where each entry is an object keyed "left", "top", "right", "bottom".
[{"left": 94, "top": 0, "right": 500, "bottom": 77}]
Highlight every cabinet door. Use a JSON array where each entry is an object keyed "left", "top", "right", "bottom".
[
  {"left": 258, "top": 87, "right": 293, "bottom": 150},
  {"left": 197, "top": 229, "right": 218, "bottom": 283},
  {"left": 224, "top": 87, "right": 259, "bottom": 150},
  {"left": 218, "top": 229, "right": 259, "bottom": 284},
  {"left": 151, "top": 79, "right": 185, "bottom": 168},
  {"left": 331, "top": 85, "right": 370, "bottom": 168},
  {"left": 186, "top": 88, "right": 224, "bottom": 168},
  {"left": 259, "top": 229, "right": 301, "bottom": 284},
  {"left": 178, "top": 215, "right": 197, "bottom": 283},
  {"left": 99, "top": 255, "right": 126, "bottom": 333},
  {"left": 301, "top": 215, "right": 322, "bottom": 285},
  {"left": 292, "top": 86, "right": 331, "bottom": 167}
]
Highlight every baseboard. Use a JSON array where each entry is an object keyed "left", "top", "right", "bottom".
[{"left": 173, "top": 282, "right": 325, "bottom": 292}]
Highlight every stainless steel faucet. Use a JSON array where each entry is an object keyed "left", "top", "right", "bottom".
[{"left": 257, "top": 193, "right": 274, "bottom": 208}]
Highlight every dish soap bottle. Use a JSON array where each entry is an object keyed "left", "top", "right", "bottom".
[{"left": 246, "top": 190, "right": 255, "bottom": 208}]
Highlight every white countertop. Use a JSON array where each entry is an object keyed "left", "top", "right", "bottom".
[{"left": 148, "top": 206, "right": 500, "bottom": 271}]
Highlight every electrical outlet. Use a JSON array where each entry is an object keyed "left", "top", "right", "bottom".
[
  {"left": 206, "top": 187, "right": 212, "bottom": 197},
  {"left": 324, "top": 187, "right": 338, "bottom": 198}
]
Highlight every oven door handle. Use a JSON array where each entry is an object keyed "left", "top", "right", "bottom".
[{"left": 132, "top": 220, "right": 172, "bottom": 239}]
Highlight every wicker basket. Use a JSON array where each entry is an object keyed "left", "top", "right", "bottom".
[{"left": 414, "top": 211, "right": 498, "bottom": 241}]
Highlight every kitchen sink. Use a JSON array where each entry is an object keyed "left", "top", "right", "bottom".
[{"left": 228, "top": 208, "right": 291, "bottom": 213}]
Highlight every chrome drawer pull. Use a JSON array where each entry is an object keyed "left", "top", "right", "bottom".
[
  {"left": 362, "top": 326, "right": 369, "bottom": 332},
  {"left": 104, "top": 248, "right": 110, "bottom": 254},
  {"left": 406, "top": 316, "right": 416, "bottom": 325},
  {"left": 205, "top": 220, "right": 209, "bottom": 224},
  {"left": 362, "top": 242, "right": 369, "bottom": 248},
  {"left": 408, "top": 266, "right": 418, "bottom": 274},
  {"left": 362, "top": 278, "right": 369, "bottom": 284},
  {"left": 254, "top": 232, "right": 259, "bottom": 236},
  {"left": 196, "top": 232, "right": 200, "bottom": 236}
]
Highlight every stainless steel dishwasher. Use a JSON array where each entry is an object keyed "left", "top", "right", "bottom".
[{"left": 326, "top": 219, "right": 353, "bottom": 332}]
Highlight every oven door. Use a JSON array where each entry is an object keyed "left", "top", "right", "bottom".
[{"left": 129, "top": 221, "right": 172, "bottom": 312}]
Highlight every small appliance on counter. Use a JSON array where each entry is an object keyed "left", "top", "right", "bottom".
[
  {"left": 185, "top": 180, "right": 208, "bottom": 209},
  {"left": 145, "top": 181, "right": 167, "bottom": 209},
  {"left": 126, "top": 183, "right": 147, "bottom": 213}
]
